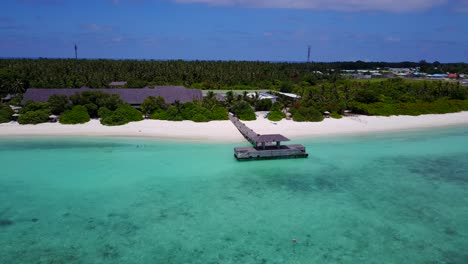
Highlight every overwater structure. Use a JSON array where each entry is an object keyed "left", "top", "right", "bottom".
[{"left": 229, "top": 114, "right": 308, "bottom": 160}]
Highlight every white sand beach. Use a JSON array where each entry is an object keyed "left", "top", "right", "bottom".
[{"left": 1, "top": 112, "right": 467, "bottom": 142}]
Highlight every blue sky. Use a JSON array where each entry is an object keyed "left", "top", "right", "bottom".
[{"left": 1, "top": 0, "right": 467, "bottom": 62}]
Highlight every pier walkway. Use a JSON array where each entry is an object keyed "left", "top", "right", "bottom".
[
  {"left": 229, "top": 113, "right": 260, "bottom": 145},
  {"left": 228, "top": 113, "right": 308, "bottom": 160}
]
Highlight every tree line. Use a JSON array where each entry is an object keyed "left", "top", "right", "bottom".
[
  {"left": 1, "top": 59, "right": 466, "bottom": 95},
  {"left": 293, "top": 78, "right": 468, "bottom": 118}
]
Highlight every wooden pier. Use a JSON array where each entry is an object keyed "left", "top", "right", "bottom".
[{"left": 229, "top": 113, "right": 308, "bottom": 160}]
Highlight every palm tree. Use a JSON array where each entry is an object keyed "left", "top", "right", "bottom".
[{"left": 226, "top": 91, "right": 234, "bottom": 106}]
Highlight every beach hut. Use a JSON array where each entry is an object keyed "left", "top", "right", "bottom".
[
  {"left": 1, "top": 94, "right": 15, "bottom": 104},
  {"left": 254, "top": 134, "right": 290, "bottom": 149},
  {"left": 12, "top": 113, "right": 20, "bottom": 121},
  {"left": 49, "top": 115, "right": 58, "bottom": 123},
  {"left": 324, "top": 111, "right": 331, "bottom": 118}
]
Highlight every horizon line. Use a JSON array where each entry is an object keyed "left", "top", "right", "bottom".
[{"left": 0, "top": 56, "right": 466, "bottom": 64}]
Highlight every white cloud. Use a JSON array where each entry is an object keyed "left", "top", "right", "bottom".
[
  {"left": 318, "top": 35, "right": 329, "bottom": 41},
  {"left": 82, "top": 23, "right": 113, "bottom": 32},
  {"left": 455, "top": 0, "right": 468, "bottom": 12},
  {"left": 173, "top": 0, "right": 448, "bottom": 12},
  {"left": 385, "top": 36, "right": 401, "bottom": 42},
  {"left": 112, "top": 37, "right": 123, "bottom": 43}
]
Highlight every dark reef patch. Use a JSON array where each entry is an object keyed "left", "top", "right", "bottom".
[
  {"left": 314, "top": 176, "right": 338, "bottom": 191},
  {"left": 238, "top": 162, "right": 348, "bottom": 195},
  {"left": 444, "top": 227, "right": 458, "bottom": 236},
  {"left": 440, "top": 249, "right": 468, "bottom": 264},
  {"left": 99, "top": 244, "right": 121, "bottom": 260},
  {"left": 386, "top": 154, "right": 468, "bottom": 185},
  {"left": 0, "top": 218, "right": 14, "bottom": 227}
]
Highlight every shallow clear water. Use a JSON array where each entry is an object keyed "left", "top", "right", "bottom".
[{"left": 0, "top": 126, "right": 467, "bottom": 264}]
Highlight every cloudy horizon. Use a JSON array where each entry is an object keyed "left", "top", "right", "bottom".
[{"left": 1, "top": 0, "right": 467, "bottom": 62}]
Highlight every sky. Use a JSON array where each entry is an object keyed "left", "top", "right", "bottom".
[{"left": 1, "top": 0, "right": 467, "bottom": 62}]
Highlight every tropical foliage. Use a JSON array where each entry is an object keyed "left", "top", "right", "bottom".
[
  {"left": 141, "top": 96, "right": 168, "bottom": 117},
  {"left": 230, "top": 100, "right": 256, "bottom": 121},
  {"left": 100, "top": 104, "right": 143, "bottom": 126},
  {"left": 267, "top": 111, "right": 285, "bottom": 121},
  {"left": 290, "top": 106, "right": 324, "bottom": 122},
  {"left": 18, "top": 110, "right": 49, "bottom": 124},
  {"left": 330, "top": 112, "right": 342, "bottom": 119},
  {"left": 3, "top": 59, "right": 466, "bottom": 93},
  {"left": 59, "top": 106, "right": 90, "bottom": 124},
  {"left": 294, "top": 78, "right": 468, "bottom": 119},
  {"left": 3, "top": 58, "right": 468, "bottom": 125},
  {"left": 20, "top": 101, "right": 50, "bottom": 114},
  {"left": 255, "top": 98, "right": 273, "bottom": 111},
  {"left": 210, "top": 106, "right": 229, "bottom": 120},
  {"left": 349, "top": 99, "right": 468, "bottom": 116},
  {"left": 48, "top": 94, "right": 71, "bottom": 115},
  {"left": 0, "top": 104, "right": 14, "bottom": 123},
  {"left": 69, "top": 91, "right": 123, "bottom": 117},
  {"left": 149, "top": 101, "right": 228, "bottom": 122}
]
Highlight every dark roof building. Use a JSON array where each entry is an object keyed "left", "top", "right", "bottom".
[
  {"left": 22, "top": 86, "right": 203, "bottom": 105},
  {"left": 254, "top": 134, "right": 290, "bottom": 144}
]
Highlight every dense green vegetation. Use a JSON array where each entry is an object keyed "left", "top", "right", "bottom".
[
  {"left": 17, "top": 91, "right": 143, "bottom": 126},
  {"left": 149, "top": 101, "right": 228, "bottom": 122},
  {"left": 18, "top": 110, "right": 49, "bottom": 124},
  {"left": 230, "top": 100, "right": 256, "bottom": 121},
  {"left": 59, "top": 106, "right": 90, "bottom": 124},
  {"left": 0, "top": 104, "right": 14, "bottom": 123},
  {"left": 1, "top": 59, "right": 466, "bottom": 95},
  {"left": 101, "top": 104, "right": 143, "bottom": 126},
  {"left": 69, "top": 91, "right": 123, "bottom": 118},
  {"left": 12, "top": 77, "right": 468, "bottom": 125},
  {"left": 267, "top": 111, "right": 285, "bottom": 121},
  {"left": 255, "top": 99, "right": 273, "bottom": 111},
  {"left": 210, "top": 106, "right": 229, "bottom": 120},
  {"left": 330, "top": 112, "right": 342, "bottom": 119},
  {"left": 141, "top": 96, "right": 168, "bottom": 117},
  {"left": 2, "top": 57, "right": 467, "bottom": 124},
  {"left": 48, "top": 95, "right": 71, "bottom": 115},
  {"left": 20, "top": 101, "right": 50, "bottom": 114},
  {"left": 290, "top": 106, "right": 324, "bottom": 122},
  {"left": 295, "top": 78, "right": 468, "bottom": 117},
  {"left": 349, "top": 100, "right": 468, "bottom": 116}
]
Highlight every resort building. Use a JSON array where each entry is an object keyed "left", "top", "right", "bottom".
[{"left": 22, "top": 86, "right": 203, "bottom": 107}]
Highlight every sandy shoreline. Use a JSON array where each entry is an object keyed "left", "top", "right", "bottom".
[{"left": 1, "top": 112, "right": 467, "bottom": 143}]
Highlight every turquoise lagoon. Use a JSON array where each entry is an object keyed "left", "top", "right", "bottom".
[{"left": 0, "top": 126, "right": 467, "bottom": 264}]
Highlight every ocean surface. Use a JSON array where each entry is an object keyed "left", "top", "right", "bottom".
[{"left": 0, "top": 126, "right": 467, "bottom": 264}]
